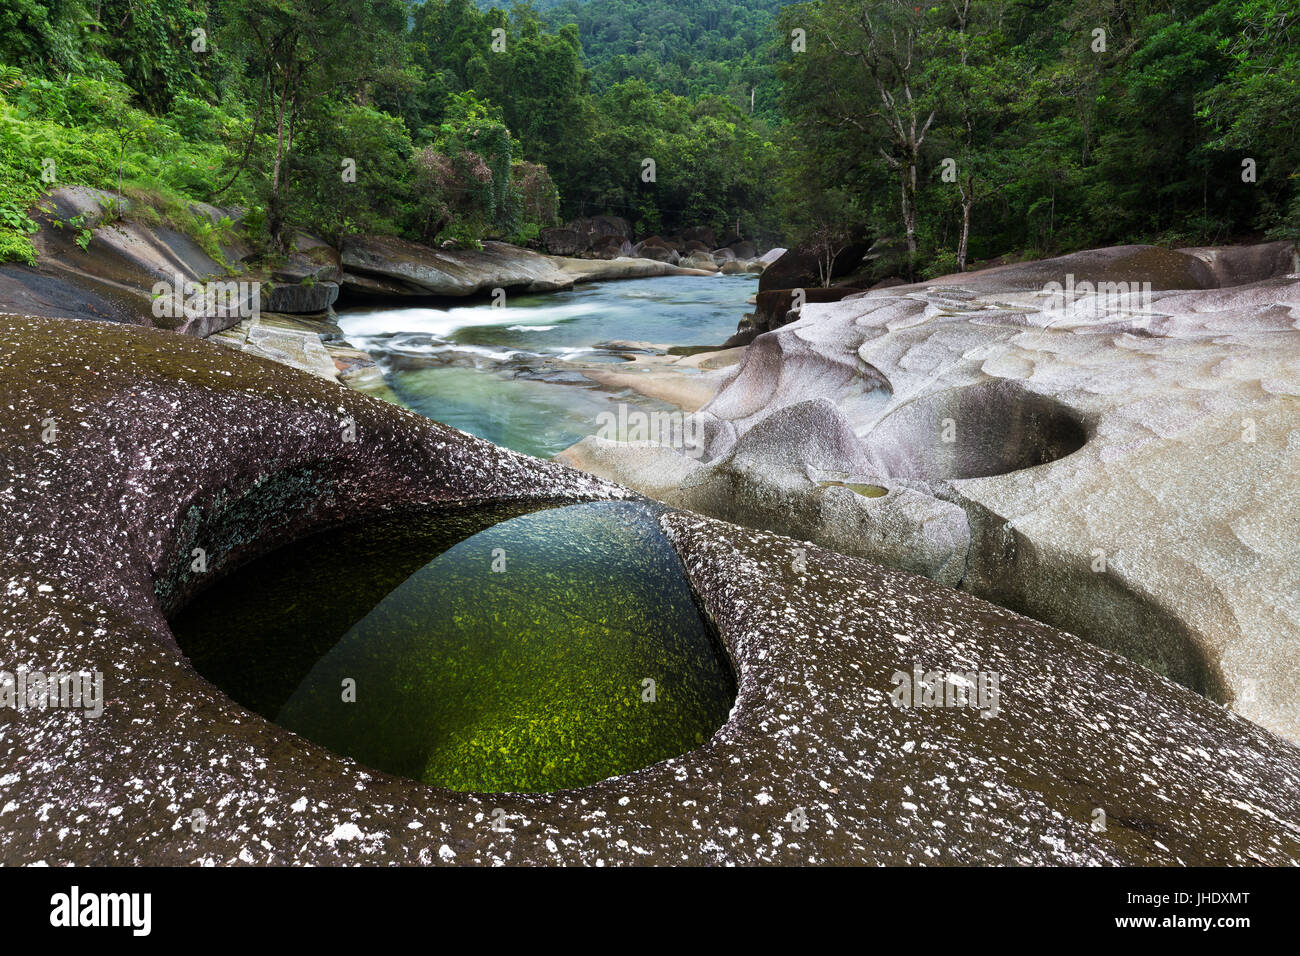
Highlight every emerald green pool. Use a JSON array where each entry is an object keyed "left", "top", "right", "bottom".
[{"left": 169, "top": 500, "right": 735, "bottom": 793}]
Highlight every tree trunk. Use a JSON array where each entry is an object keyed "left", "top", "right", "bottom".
[
  {"left": 900, "top": 163, "right": 918, "bottom": 259},
  {"left": 268, "top": 61, "right": 295, "bottom": 251},
  {"left": 958, "top": 177, "right": 973, "bottom": 271},
  {"left": 958, "top": 199, "right": 971, "bottom": 271}
]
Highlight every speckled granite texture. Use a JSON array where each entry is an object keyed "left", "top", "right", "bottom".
[{"left": 2, "top": 316, "right": 1298, "bottom": 865}]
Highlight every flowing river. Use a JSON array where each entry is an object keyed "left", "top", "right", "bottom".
[{"left": 338, "top": 273, "right": 756, "bottom": 459}]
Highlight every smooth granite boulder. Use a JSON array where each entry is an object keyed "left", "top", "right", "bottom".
[
  {"left": 631, "top": 242, "right": 678, "bottom": 264},
  {"left": 919, "top": 243, "right": 1220, "bottom": 293},
  {"left": 564, "top": 242, "right": 1300, "bottom": 743},
  {"left": 263, "top": 279, "right": 340, "bottom": 314},
  {"left": 1178, "top": 240, "right": 1298, "bottom": 288},
  {"left": 683, "top": 253, "right": 720, "bottom": 272},
  {"left": 0, "top": 186, "right": 250, "bottom": 336},
  {"left": 341, "top": 235, "right": 578, "bottom": 296},
  {"left": 673, "top": 399, "right": 971, "bottom": 585},
  {"left": 340, "top": 236, "right": 704, "bottom": 298},
  {"left": 3, "top": 315, "right": 1299, "bottom": 864}
]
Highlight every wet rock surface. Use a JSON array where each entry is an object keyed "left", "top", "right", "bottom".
[
  {"left": 2, "top": 315, "right": 1299, "bottom": 865},
  {"left": 0, "top": 186, "right": 246, "bottom": 335},
  {"left": 211, "top": 312, "right": 352, "bottom": 383},
  {"left": 340, "top": 235, "right": 710, "bottom": 299},
  {"left": 0, "top": 189, "right": 717, "bottom": 341},
  {"left": 567, "top": 241, "right": 1300, "bottom": 742}
]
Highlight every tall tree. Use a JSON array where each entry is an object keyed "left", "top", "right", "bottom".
[
  {"left": 784, "top": 0, "right": 941, "bottom": 263},
  {"left": 220, "top": 0, "right": 407, "bottom": 248},
  {"left": 921, "top": 0, "right": 1021, "bottom": 269}
]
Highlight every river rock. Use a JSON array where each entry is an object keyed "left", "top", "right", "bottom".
[
  {"left": 540, "top": 227, "right": 584, "bottom": 256},
  {"left": 342, "top": 236, "right": 697, "bottom": 297},
  {"left": 683, "top": 225, "right": 717, "bottom": 248},
  {"left": 566, "top": 241, "right": 1300, "bottom": 743},
  {"left": 759, "top": 241, "right": 869, "bottom": 291},
  {"left": 1178, "top": 239, "right": 1298, "bottom": 287},
  {"left": 683, "top": 253, "right": 720, "bottom": 272},
  {"left": 3, "top": 314, "right": 1299, "bottom": 865},
  {"left": 674, "top": 398, "right": 971, "bottom": 585},
  {"left": 540, "top": 217, "right": 633, "bottom": 258},
  {"left": 263, "top": 279, "right": 340, "bottom": 314},
  {"left": 591, "top": 236, "right": 633, "bottom": 259},
  {"left": 923, "top": 243, "right": 1220, "bottom": 293},
  {"left": 212, "top": 311, "right": 345, "bottom": 380},
  {"left": 272, "top": 232, "right": 343, "bottom": 284},
  {"left": 574, "top": 215, "right": 633, "bottom": 245},
  {"left": 0, "top": 185, "right": 251, "bottom": 336},
  {"left": 632, "top": 242, "right": 678, "bottom": 264},
  {"left": 342, "top": 235, "right": 576, "bottom": 296},
  {"left": 749, "top": 287, "right": 868, "bottom": 335}
]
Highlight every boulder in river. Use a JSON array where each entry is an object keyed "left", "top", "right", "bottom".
[
  {"left": 540, "top": 227, "right": 584, "bottom": 256},
  {"left": 683, "top": 253, "right": 720, "bottom": 272},
  {"left": 683, "top": 225, "right": 717, "bottom": 248},
  {"left": 631, "top": 241, "right": 678, "bottom": 264},
  {"left": 341, "top": 235, "right": 698, "bottom": 298},
  {"left": 541, "top": 217, "right": 633, "bottom": 257},
  {"left": 263, "top": 279, "right": 339, "bottom": 314},
  {"left": 759, "top": 240, "right": 871, "bottom": 291}
]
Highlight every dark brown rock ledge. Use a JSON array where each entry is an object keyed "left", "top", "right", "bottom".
[{"left": 1, "top": 315, "right": 1298, "bottom": 865}]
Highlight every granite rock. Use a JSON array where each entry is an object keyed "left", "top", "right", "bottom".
[
  {"left": 566, "top": 242, "right": 1300, "bottom": 741},
  {"left": 4, "top": 316, "right": 1300, "bottom": 864}
]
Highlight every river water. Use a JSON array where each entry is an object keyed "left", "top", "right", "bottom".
[{"left": 338, "top": 274, "right": 756, "bottom": 459}]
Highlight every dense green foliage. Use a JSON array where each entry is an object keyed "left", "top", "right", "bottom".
[
  {"left": 777, "top": 0, "right": 1300, "bottom": 277},
  {"left": 0, "top": 0, "right": 781, "bottom": 261},
  {"left": 529, "top": 0, "right": 795, "bottom": 117},
  {"left": 407, "top": 0, "right": 780, "bottom": 235},
  {"left": 0, "top": 0, "right": 1296, "bottom": 273}
]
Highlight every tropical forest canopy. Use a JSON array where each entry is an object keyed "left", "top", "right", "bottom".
[{"left": 0, "top": 0, "right": 1296, "bottom": 277}]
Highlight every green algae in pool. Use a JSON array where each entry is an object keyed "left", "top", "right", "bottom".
[
  {"left": 818, "top": 480, "right": 889, "bottom": 498},
  {"left": 169, "top": 500, "right": 735, "bottom": 793}
]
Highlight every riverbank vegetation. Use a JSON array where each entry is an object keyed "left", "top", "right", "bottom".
[{"left": 1, "top": 0, "right": 1296, "bottom": 276}]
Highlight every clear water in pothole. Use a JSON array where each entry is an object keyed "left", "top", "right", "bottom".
[{"left": 169, "top": 500, "right": 735, "bottom": 793}]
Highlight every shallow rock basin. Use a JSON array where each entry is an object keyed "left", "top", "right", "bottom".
[{"left": 170, "top": 500, "right": 735, "bottom": 793}]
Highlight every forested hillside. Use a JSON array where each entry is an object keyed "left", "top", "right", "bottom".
[
  {"left": 0, "top": 0, "right": 1296, "bottom": 278},
  {"left": 775, "top": 0, "right": 1300, "bottom": 278},
  {"left": 523, "top": 0, "right": 795, "bottom": 112}
]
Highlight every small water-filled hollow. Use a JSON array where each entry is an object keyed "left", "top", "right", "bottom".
[{"left": 169, "top": 500, "right": 736, "bottom": 793}]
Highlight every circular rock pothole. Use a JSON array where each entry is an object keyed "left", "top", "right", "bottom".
[
  {"left": 169, "top": 500, "right": 736, "bottom": 793},
  {"left": 862, "top": 379, "right": 1088, "bottom": 480}
]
